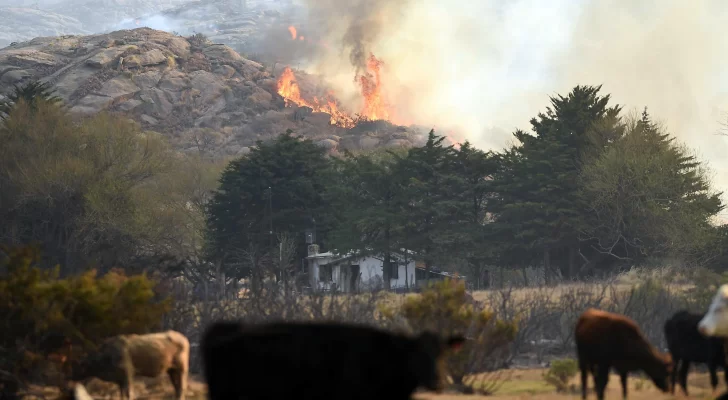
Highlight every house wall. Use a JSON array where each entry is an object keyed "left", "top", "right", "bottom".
[
  {"left": 308, "top": 255, "right": 417, "bottom": 292},
  {"left": 356, "top": 257, "right": 415, "bottom": 289}
]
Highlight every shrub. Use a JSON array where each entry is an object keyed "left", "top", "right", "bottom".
[
  {"left": 0, "top": 244, "right": 171, "bottom": 393},
  {"left": 683, "top": 267, "right": 728, "bottom": 311},
  {"left": 543, "top": 358, "right": 578, "bottom": 392},
  {"left": 188, "top": 33, "right": 208, "bottom": 48},
  {"left": 380, "top": 279, "right": 517, "bottom": 393}
]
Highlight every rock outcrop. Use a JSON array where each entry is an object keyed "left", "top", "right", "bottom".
[{"left": 0, "top": 28, "right": 429, "bottom": 157}]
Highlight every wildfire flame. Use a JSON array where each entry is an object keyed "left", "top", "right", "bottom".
[
  {"left": 288, "top": 26, "right": 297, "bottom": 40},
  {"left": 358, "top": 54, "right": 389, "bottom": 121},
  {"left": 276, "top": 52, "right": 399, "bottom": 128},
  {"left": 275, "top": 53, "right": 465, "bottom": 146},
  {"left": 276, "top": 66, "right": 355, "bottom": 128}
]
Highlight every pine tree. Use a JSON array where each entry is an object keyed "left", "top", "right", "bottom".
[
  {"left": 396, "top": 130, "right": 459, "bottom": 275},
  {"left": 205, "top": 132, "right": 333, "bottom": 280},
  {"left": 489, "top": 85, "right": 622, "bottom": 279},
  {"left": 325, "top": 148, "right": 407, "bottom": 289},
  {"left": 449, "top": 142, "right": 499, "bottom": 286}
]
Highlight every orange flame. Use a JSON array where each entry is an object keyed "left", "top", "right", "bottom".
[
  {"left": 276, "top": 53, "right": 413, "bottom": 130},
  {"left": 358, "top": 54, "right": 389, "bottom": 121},
  {"left": 288, "top": 26, "right": 297, "bottom": 40},
  {"left": 276, "top": 67, "right": 355, "bottom": 128}
]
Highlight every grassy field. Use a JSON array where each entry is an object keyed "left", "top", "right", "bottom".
[{"left": 27, "top": 368, "right": 720, "bottom": 400}]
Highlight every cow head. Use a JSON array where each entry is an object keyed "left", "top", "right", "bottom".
[
  {"left": 647, "top": 351, "right": 673, "bottom": 393},
  {"left": 698, "top": 284, "right": 728, "bottom": 337},
  {"left": 410, "top": 332, "right": 466, "bottom": 393}
]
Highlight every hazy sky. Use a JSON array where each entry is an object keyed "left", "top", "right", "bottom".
[{"left": 295, "top": 0, "right": 728, "bottom": 213}]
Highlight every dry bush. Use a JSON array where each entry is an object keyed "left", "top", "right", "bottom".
[
  {"left": 476, "top": 268, "right": 699, "bottom": 366},
  {"left": 0, "top": 244, "right": 170, "bottom": 398},
  {"left": 187, "top": 33, "right": 209, "bottom": 49},
  {"left": 163, "top": 276, "right": 393, "bottom": 374},
  {"left": 379, "top": 279, "right": 517, "bottom": 394}
]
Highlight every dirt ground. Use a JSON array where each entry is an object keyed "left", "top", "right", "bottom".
[
  {"left": 25, "top": 368, "right": 721, "bottom": 400},
  {"left": 419, "top": 368, "right": 719, "bottom": 400}
]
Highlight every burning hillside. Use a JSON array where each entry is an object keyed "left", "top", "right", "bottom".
[
  {"left": 276, "top": 66, "right": 357, "bottom": 128},
  {"left": 276, "top": 51, "right": 405, "bottom": 129},
  {"left": 273, "top": 24, "right": 466, "bottom": 147}
]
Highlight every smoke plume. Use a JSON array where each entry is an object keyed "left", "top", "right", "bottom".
[{"left": 281, "top": 0, "right": 728, "bottom": 208}]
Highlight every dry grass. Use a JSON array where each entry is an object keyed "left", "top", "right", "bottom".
[
  {"left": 418, "top": 367, "right": 718, "bottom": 400},
  {"left": 470, "top": 280, "right": 694, "bottom": 304},
  {"left": 23, "top": 368, "right": 721, "bottom": 400}
]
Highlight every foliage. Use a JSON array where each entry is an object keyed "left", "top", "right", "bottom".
[
  {"left": 396, "top": 131, "right": 460, "bottom": 271},
  {"left": 542, "top": 358, "right": 578, "bottom": 392},
  {"left": 682, "top": 267, "right": 728, "bottom": 311},
  {"left": 380, "top": 279, "right": 517, "bottom": 392},
  {"left": 0, "top": 99, "right": 214, "bottom": 274},
  {"left": 0, "top": 244, "right": 170, "bottom": 390},
  {"left": 205, "top": 132, "right": 333, "bottom": 280},
  {"left": 188, "top": 32, "right": 209, "bottom": 47},
  {"left": 447, "top": 142, "right": 500, "bottom": 279},
  {"left": 488, "top": 85, "right": 623, "bottom": 278},
  {"left": 326, "top": 147, "right": 407, "bottom": 288},
  {"left": 580, "top": 109, "right": 724, "bottom": 264}
]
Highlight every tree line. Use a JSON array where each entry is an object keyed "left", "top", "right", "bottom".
[
  {"left": 2, "top": 82, "right": 726, "bottom": 287},
  {"left": 206, "top": 85, "right": 727, "bottom": 288}
]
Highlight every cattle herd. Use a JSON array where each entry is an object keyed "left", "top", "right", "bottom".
[{"left": 55, "top": 283, "right": 728, "bottom": 400}]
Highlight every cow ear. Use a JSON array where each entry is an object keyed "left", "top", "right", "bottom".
[{"left": 446, "top": 336, "right": 466, "bottom": 352}]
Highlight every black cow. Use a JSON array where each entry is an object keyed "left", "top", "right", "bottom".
[
  {"left": 201, "top": 320, "right": 465, "bottom": 400},
  {"left": 664, "top": 310, "right": 727, "bottom": 395}
]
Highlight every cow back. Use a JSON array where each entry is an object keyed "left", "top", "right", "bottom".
[
  {"left": 202, "top": 321, "right": 426, "bottom": 400},
  {"left": 665, "top": 310, "right": 725, "bottom": 365}
]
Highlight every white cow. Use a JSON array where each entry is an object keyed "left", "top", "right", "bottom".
[{"left": 698, "top": 284, "right": 728, "bottom": 337}]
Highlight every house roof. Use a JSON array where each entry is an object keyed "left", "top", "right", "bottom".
[
  {"left": 306, "top": 251, "right": 336, "bottom": 259},
  {"left": 415, "top": 267, "right": 466, "bottom": 279}
]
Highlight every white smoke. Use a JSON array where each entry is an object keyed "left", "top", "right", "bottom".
[
  {"left": 112, "top": 15, "right": 189, "bottom": 33},
  {"left": 287, "top": 0, "right": 728, "bottom": 204}
]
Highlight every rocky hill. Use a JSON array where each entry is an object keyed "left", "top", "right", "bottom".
[{"left": 0, "top": 28, "right": 428, "bottom": 157}]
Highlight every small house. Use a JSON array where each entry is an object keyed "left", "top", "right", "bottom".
[{"left": 305, "top": 245, "right": 417, "bottom": 292}]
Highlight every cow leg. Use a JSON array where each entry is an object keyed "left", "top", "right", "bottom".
[
  {"left": 678, "top": 360, "right": 690, "bottom": 396},
  {"left": 579, "top": 358, "right": 589, "bottom": 400},
  {"left": 118, "top": 382, "right": 132, "bottom": 400},
  {"left": 118, "top": 372, "right": 133, "bottom": 400},
  {"left": 709, "top": 361, "right": 719, "bottom": 393},
  {"left": 670, "top": 359, "right": 679, "bottom": 394},
  {"left": 594, "top": 364, "right": 610, "bottom": 400},
  {"left": 619, "top": 371, "right": 628, "bottom": 400},
  {"left": 723, "top": 364, "right": 728, "bottom": 389},
  {"left": 168, "top": 368, "right": 186, "bottom": 400}
]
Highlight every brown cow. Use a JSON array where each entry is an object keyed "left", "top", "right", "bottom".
[
  {"left": 575, "top": 308, "right": 673, "bottom": 400},
  {"left": 71, "top": 331, "right": 189, "bottom": 400}
]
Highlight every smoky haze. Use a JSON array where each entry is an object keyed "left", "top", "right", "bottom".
[{"left": 277, "top": 0, "right": 728, "bottom": 206}]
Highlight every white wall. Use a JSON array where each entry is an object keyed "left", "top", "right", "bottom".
[
  {"left": 356, "top": 256, "right": 415, "bottom": 289},
  {"left": 309, "top": 255, "right": 417, "bottom": 292}
]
